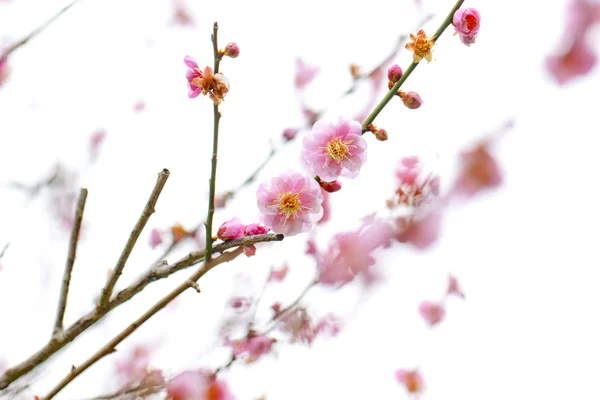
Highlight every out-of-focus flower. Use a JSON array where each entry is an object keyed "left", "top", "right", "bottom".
[
  {"left": 395, "top": 212, "right": 442, "bottom": 250},
  {"left": 390, "top": 157, "right": 439, "bottom": 208},
  {"left": 217, "top": 217, "right": 245, "bottom": 240},
  {"left": 453, "top": 8, "right": 481, "bottom": 37},
  {"left": 302, "top": 117, "right": 367, "bottom": 181},
  {"left": 317, "top": 219, "right": 393, "bottom": 287},
  {"left": 228, "top": 296, "right": 252, "bottom": 312},
  {"left": 223, "top": 42, "right": 240, "bottom": 58},
  {"left": 546, "top": 40, "right": 597, "bottom": 85},
  {"left": 447, "top": 274, "right": 465, "bottom": 298},
  {"left": 295, "top": 57, "right": 320, "bottom": 89},
  {"left": 256, "top": 172, "right": 323, "bottom": 236},
  {"left": 171, "top": 223, "right": 191, "bottom": 243},
  {"left": 244, "top": 223, "right": 269, "bottom": 236},
  {"left": 116, "top": 345, "right": 151, "bottom": 385},
  {"left": 279, "top": 308, "right": 341, "bottom": 344},
  {"left": 89, "top": 129, "right": 106, "bottom": 161},
  {"left": 400, "top": 91, "right": 423, "bottom": 109},
  {"left": 419, "top": 300, "right": 446, "bottom": 326},
  {"left": 405, "top": 29, "right": 435, "bottom": 63},
  {"left": 172, "top": 0, "right": 195, "bottom": 26},
  {"left": 269, "top": 263, "right": 289, "bottom": 282},
  {"left": 184, "top": 57, "right": 230, "bottom": 104},
  {"left": 395, "top": 368, "right": 425, "bottom": 394},
  {"left": 452, "top": 142, "right": 502, "bottom": 198},
  {"left": 149, "top": 228, "right": 163, "bottom": 249},
  {"left": 282, "top": 128, "right": 299, "bottom": 141},
  {"left": 0, "top": 55, "right": 10, "bottom": 87},
  {"left": 226, "top": 334, "right": 276, "bottom": 363},
  {"left": 167, "top": 370, "right": 234, "bottom": 400}
]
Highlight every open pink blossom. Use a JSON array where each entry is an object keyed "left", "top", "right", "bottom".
[
  {"left": 217, "top": 217, "right": 245, "bottom": 240},
  {"left": 226, "top": 334, "right": 276, "bottom": 363},
  {"left": 453, "top": 8, "right": 481, "bottom": 36},
  {"left": 391, "top": 157, "right": 439, "bottom": 208},
  {"left": 419, "top": 300, "right": 446, "bottom": 326},
  {"left": 167, "top": 370, "right": 234, "bottom": 400},
  {"left": 295, "top": 57, "right": 320, "bottom": 90},
  {"left": 395, "top": 369, "right": 425, "bottom": 394},
  {"left": 184, "top": 56, "right": 230, "bottom": 104},
  {"left": 256, "top": 172, "right": 323, "bottom": 236},
  {"left": 302, "top": 117, "right": 367, "bottom": 181},
  {"left": 317, "top": 219, "right": 393, "bottom": 287},
  {"left": 184, "top": 56, "right": 204, "bottom": 98}
]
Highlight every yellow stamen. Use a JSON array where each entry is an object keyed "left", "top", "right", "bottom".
[{"left": 325, "top": 137, "right": 355, "bottom": 162}]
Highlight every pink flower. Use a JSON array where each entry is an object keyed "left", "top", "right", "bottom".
[
  {"left": 453, "top": 8, "right": 481, "bottom": 36},
  {"left": 223, "top": 42, "right": 240, "bottom": 58},
  {"left": 243, "top": 245, "right": 256, "bottom": 257},
  {"left": 419, "top": 300, "right": 446, "bottom": 326},
  {"left": 269, "top": 263, "right": 289, "bottom": 282},
  {"left": 295, "top": 57, "right": 320, "bottom": 90},
  {"left": 0, "top": 55, "right": 10, "bottom": 87},
  {"left": 227, "top": 335, "right": 276, "bottom": 363},
  {"left": 546, "top": 40, "right": 597, "bottom": 85},
  {"left": 317, "top": 219, "right": 393, "bottom": 287},
  {"left": 282, "top": 127, "right": 299, "bottom": 141},
  {"left": 447, "top": 274, "right": 465, "bottom": 299},
  {"left": 184, "top": 56, "right": 204, "bottom": 98},
  {"left": 167, "top": 370, "right": 234, "bottom": 400},
  {"left": 228, "top": 296, "right": 252, "bottom": 312},
  {"left": 184, "top": 57, "right": 230, "bottom": 104},
  {"left": 217, "top": 217, "right": 245, "bottom": 240},
  {"left": 256, "top": 172, "right": 323, "bottom": 236},
  {"left": 116, "top": 345, "right": 151, "bottom": 384},
  {"left": 395, "top": 212, "right": 442, "bottom": 250},
  {"left": 302, "top": 117, "right": 367, "bottom": 181},
  {"left": 452, "top": 142, "right": 502, "bottom": 198},
  {"left": 244, "top": 223, "right": 269, "bottom": 236},
  {"left": 149, "top": 228, "right": 163, "bottom": 249},
  {"left": 387, "top": 64, "right": 403, "bottom": 83},
  {"left": 391, "top": 157, "right": 439, "bottom": 208},
  {"left": 279, "top": 308, "right": 340, "bottom": 344},
  {"left": 395, "top": 369, "right": 425, "bottom": 394}
]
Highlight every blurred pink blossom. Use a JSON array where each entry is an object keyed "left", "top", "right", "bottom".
[
  {"left": 452, "top": 142, "right": 502, "bottom": 198},
  {"left": 302, "top": 117, "right": 367, "bottom": 181},
  {"left": 89, "top": 129, "right": 106, "bottom": 161},
  {"left": 282, "top": 128, "right": 299, "bottom": 141},
  {"left": 149, "top": 228, "right": 163, "bottom": 249},
  {"left": 243, "top": 245, "right": 257, "bottom": 257},
  {"left": 269, "top": 263, "right": 289, "bottom": 282},
  {"left": 256, "top": 172, "right": 323, "bottom": 236},
  {"left": 226, "top": 334, "right": 276, "bottom": 363},
  {"left": 217, "top": 217, "right": 245, "bottom": 240},
  {"left": 279, "top": 308, "right": 341, "bottom": 344},
  {"left": 546, "top": 40, "right": 597, "bottom": 85},
  {"left": 395, "top": 212, "right": 442, "bottom": 250},
  {"left": 295, "top": 57, "right": 320, "bottom": 90},
  {"left": 395, "top": 368, "right": 425, "bottom": 394},
  {"left": 0, "top": 56, "right": 9, "bottom": 87},
  {"left": 167, "top": 370, "right": 234, "bottom": 400},
  {"left": 447, "top": 274, "right": 466, "bottom": 299},
  {"left": 228, "top": 296, "right": 252, "bottom": 312},
  {"left": 419, "top": 300, "right": 446, "bottom": 326},
  {"left": 391, "top": 156, "right": 439, "bottom": 208}
]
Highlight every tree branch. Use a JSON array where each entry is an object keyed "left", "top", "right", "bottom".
[
  {"left": 53, "top": 188, "right": 88, "bottom": 335},
  {"left": 98, "top": 169, "right": 170, "bottom": 308}
]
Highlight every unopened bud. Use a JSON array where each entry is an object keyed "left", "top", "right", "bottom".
[
  {"left": 387, "top": 64, "right": 403, "bottom": 84},
  {"left": 282, "top": 128, "right": 298, "bottom": 141},
  {"left": 223, "top": 42, "right": 240, "bottom": 58},
  {"left": 317, "top": 178, "right": 342, "bottom": 193},
  {"left": 366, "top": 123, "right": 388, "bottom": 141},
  {"left": 400, "top": 91, "right": 423, "bottom": 109}
]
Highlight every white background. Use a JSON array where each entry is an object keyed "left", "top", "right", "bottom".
[{"left": 1, "top": 0, "right": 599, "bottom": 399}]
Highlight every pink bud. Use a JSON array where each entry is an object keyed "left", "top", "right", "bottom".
[
  {"left": 318, "top": 179, "right": 342, "bottom": 193},
  {"left": 244, "top": 223, "right": 269, "bottom": 236},
  {"left": 453, "top": 8, "right": 481, "bottom": 36},
  {"left": 217, "top": 217, "right": 245, "bottom": 240},
  {"left": 401, "top": 91, "right": 423, "bottom": 109},
  {"left": 223, "top": 42, "right": 240, "bottom": 58},
  {"left": 387, "top": 64, "right": 403, "bottom": 83},
  {"left": 282, "top": 128, "right": 299, "bottom": 141},
  {"left": 374, "top": 128, "right": 388, "bottom": 141},
  {"left": 243, "top": 245, "right": 257, "bottom": 257}
]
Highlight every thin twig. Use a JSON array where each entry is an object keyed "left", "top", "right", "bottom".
[
  {"left": 270, "top": 279, "right": 318, "bottom": 326},
  {"left": 0, "top": 243, "right": 8, "bottom": 260},
  {"left": 0, "top": 233, "right": 283, "bottom": 391},
  {"left": 98, "top": 169, "right": 170, "bottom": 308},
  {"left": 53, "top": 188, "right": 88, "bottom": 335},
  {"left": 205, "top": 22, "right": 222, "bottom": 261},
  {"left": 43, "top": 247, "right": 245, "bottom": 400},
  {"left": 1, "top": 0, "right": 82, "bottom": 59}
]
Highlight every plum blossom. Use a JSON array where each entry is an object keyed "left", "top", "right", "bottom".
[
  {"left": 222, "top": 42, "right": 240, "bottom": 58},
  {"left": 0, "top": 55, "right": 10, "bottom": 87},
  {"left": 395, "top": 368, "right": 425, "bottom": 394},
  {"left": 389, "top": 157, "right": 439, "bottom": 208},
  {"left": 217, "top": 217, "right": 245, "bottom": 240},
  {"left": 395, "top": 212, "right": 442, "bottom": 250},
  {"left": 167, "top": 370, "right": 234, "bottom": 400},
  {"left": 226, "top": 334, "right": 276, "bottom": 363},
  {"left": 317, "top": 219, "right": 393, "bottom": 287},
  {"left": 244, "top": 223, "right": 269, "bottom": 236},
  {"left": 149, "top": 228, "right": 163, "bottom": 249},
  {"left": 447, "top": 274, "right": 466, "bottom": 299},
  {"left": 269, "top": 263, "right": 289, "bottom": 282},
  {"left": 295, "top": 57, "right": 320, "bottom": 89},
  {"left": 228, "top": 296, "right": 252, "bottom": 313},
  {"left": 184, "top": 56, "right": 229, "bottom": 104},
  {"left": 453, "top": 8, "right": 481, "bottom": 45},
  {"left": 387, "top": 64, "right": 403, "bottom": 84},
  {"left": 302, "top": 117, "right": 367, "bottom": 181},
  {"left": 279, "top": 308, "right": 341, "bottom": 344},
  {"left": 400, "top": 91, "right": 423, "bottom": 109},
  {"left": 546, "top": 40, "right": 597, "bottom": 85},
  {"left": 419, "top": 300, "right": 446, "bottom": 326},
  {"left": 405, "top": 29, "right": 435, "bottom": 63},
  {"left": 256, "top": 172, "right": 323, "bottom": 236},
  {"left": 452, "top": 142, "right": 502, "bottom": 198}
]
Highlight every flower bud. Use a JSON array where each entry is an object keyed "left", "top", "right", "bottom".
[
  {"left": 387, "top": 64, "right": 403, "bottom": 84},
  {"left": 453, "top": 8, "right": 481, "bottom": 36},
  {"left": 401, "top": 91, "right": 423, "bottom": 109},
  {"left": 282, "top": 128, "right": 298, "bottom": 141},
  {"left": 217, "top": 217, "right": 245, "bottom": 240},
  {"left": 317, "top": 178, "right": 342, "bottom": 193},
  {"left": 223, "top": 42, "right": 240, "bottom": 58},
  {"left": 366, "top": 123, "right": 388, "bottom": 141}
]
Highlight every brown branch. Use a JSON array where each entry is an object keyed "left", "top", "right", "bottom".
[
  {"left": 98, "top": 169, "right": 170, "bottom": 308},
  {"left": 43, "top": 247, "right": 245, "bottom": 400},
  {"left": 0, "top": 233, "right": 283, "bottom": 391},
  {"left": 53, "top": 188, "right": 88, "bottom": 335},
  {"left": 1, "top": 0, "right": 82, "bottom": 59}
]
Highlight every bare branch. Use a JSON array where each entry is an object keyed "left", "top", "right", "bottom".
[
  {"left": 98, "top": 169, "right": 170, "bottom": 308},
  {"left": 0, "top": 233, "right": 283, "bottom": 391},
  {"left": 53, "top": 188, "right": 88, "bottom": 335},
  {"left": 43, "top": 247, "right": 245, "bottom": 400}
]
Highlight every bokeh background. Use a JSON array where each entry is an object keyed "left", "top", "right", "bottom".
[{"left": 1, "top": 0, "right": 599, "bottom": 399}]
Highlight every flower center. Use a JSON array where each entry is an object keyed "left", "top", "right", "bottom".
[
  {"left": 275, "top": 191, "right": 302, "bottom": 220},
  {"left": 326, "top": 137, "right": 354, "bottom": 162}
]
